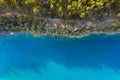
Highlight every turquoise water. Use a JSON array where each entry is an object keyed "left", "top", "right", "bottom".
[{"left": 0, "top": 34, "right": 120, "bottom": 80}]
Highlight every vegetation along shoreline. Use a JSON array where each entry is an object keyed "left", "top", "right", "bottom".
[
  {"left": 0, "top": 0, "right": 120, "bottom": 38},
  {"left": 0, "top": 15, "right": 120, "bottom": 38}
]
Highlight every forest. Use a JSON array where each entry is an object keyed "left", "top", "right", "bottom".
[
  {"left": 0, "top": 0, "right": 119, "bottom": 19},
  {"left": 0, "top": 0, "right": 120, "bottom": 37}
]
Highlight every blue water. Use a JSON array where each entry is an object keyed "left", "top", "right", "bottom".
[{"left": 0, "top": 34, "right": 120, "bottom": 80}]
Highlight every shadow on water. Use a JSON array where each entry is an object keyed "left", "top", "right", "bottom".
[{"left": 0, "top": 34, "right": 120, "bottom": 74}]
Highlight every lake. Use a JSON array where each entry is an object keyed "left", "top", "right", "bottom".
[{"left": 0, "top": 34, "right": 120, "bottom": 80}]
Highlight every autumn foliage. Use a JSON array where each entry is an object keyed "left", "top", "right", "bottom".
[{"left": 0, "top": 0, "right": 119, "bottom": 19}]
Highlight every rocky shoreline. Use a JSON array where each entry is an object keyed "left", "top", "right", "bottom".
[{"left": 0, "top": 15, "right": 120, "bottom": 38}]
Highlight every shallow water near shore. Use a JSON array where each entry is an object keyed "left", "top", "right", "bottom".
[{"left": 0, "top": 34, "right": 120, "bottom": 80}]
